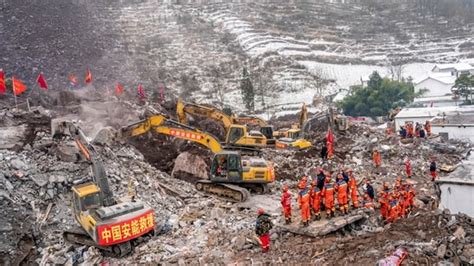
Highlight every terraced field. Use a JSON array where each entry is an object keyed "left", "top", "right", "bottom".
[{"left": 1, "top": 0, "right": 473, "bottom": 113}]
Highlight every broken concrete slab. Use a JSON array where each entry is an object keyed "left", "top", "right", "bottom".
[
  {"left": 0, "top": 125, "right": 27, "bottom": 149},
  {"left": 10, "top": 158, "right": 29, "bottom": 171},
  {"left": 276, "top": 213, "right": 366, "bottom": 237},
  {"left": 53, "top": 144, "right": 79, "bottom": 162},
  {"left": 30, "top": 174, "right": 49, "bottom": 187},
  {"left": 93, "top": 127, "right": 117, "bottom": 146}
]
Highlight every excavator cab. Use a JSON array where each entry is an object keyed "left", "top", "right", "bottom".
[
  {"left": 210, "top": 152, "right": 243, "bottom": 182},
  {"left": 226, "top": 125, "right": 266, "bottom": 147},
  {"left": 260, "top": 126, "right": 274, "bottom": 140}
]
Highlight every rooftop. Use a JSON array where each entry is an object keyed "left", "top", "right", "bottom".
[
  {"left": 437, "top": 154, "right": 474, "bottom": 184},
  {"left": 433, "top": 63, "right": 474, "bottom": 72},
  {"left": 395, "top": 105, "right": 474, "bottom": 119},
  {"left": 414, "top": 72, "right": 456, "bottom": 85},
  {"left": 432, "top": 110, "right": 474, "bottom": 125}
]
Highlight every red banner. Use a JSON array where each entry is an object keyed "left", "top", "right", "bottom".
[{"left": 97, "top": 210, "right": 154, "bottom": 246}]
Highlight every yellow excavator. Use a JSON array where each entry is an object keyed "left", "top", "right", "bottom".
[
  {"left": 51, "top": 120, "right": 155, "bottom": 257},
  {"left": 120, "top": 114, "right": 275, "bottom": 201},
  {"left": 273, "top": 103, "right": 312, "bottom": 150},
  {"left": 176, "top": 99, "right": 267, "bottom": 149}
]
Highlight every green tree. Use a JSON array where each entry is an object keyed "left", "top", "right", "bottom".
[
  {"left": 337, "top": 71, "right": 416, "bottom": 117},
  {"left": 240, "top": 67, "right": 255, "bottom": 111},
  {"left": 452, "top": 74, "right": 474, "bottom": 104}
]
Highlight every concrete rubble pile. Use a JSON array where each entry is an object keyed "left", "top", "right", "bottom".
[{"left": 1, "top": 103, "right": 473, "bottom": 265}]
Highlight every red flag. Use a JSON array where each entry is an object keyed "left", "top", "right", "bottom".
[
  {"left": 159, "top": 84, "right": 164, "bottom": 102},
  {"left": 85, "top": 69, "right": 92, "bottom": 84},
  {"left": 12, "top": 77, "right": 27, "bottom": 96},
  {"left": 0, "top": 69, "right": 5, "bottom": 94},
  {"left": 115, "top": 82, "right": 124, "bottom": 96},
  {"left": 137, "top": 84, "right": 146, "bottom": 99},
  {"left": 68, "top": 74, "right": 78, "bottom": 86},
  {"left": 36, "top": 73, "right": 48, "bottom": 90},
  {"left": 326, "top": 127, "right": 334, "bottom": 159}
]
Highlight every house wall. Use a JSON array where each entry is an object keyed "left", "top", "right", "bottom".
[
  {"left": 431, "top": 125, "right": 474, "bottom": 142},
  {"left": 415, "top": 78, "right": 453, "bottom": 97},
  {"left": 439, "top": 183, "right": 474, "bottom": 217}
]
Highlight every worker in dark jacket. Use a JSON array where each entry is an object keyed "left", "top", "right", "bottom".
[
  {"left": 429, "top": 159, "right": 437, "bottom": 181},
  {"left": 255, "top": 208, "right": 273, "bottom": 252},
  {"left": 364, "top": 179, "right": 375, "bottom": 201},
  {"left": 321, "top": 143, "right": 328, "bottom": 161}
]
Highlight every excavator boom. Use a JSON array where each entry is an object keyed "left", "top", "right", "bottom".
[
  {"left": 52, "top": 120, "right": 115, "bottom": 207},
  {"left": 121, "top": 114, "right": 224, "bottom": 154}
]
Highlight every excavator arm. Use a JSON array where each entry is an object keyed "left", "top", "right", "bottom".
[
  {"left": 177, "top": 99, "right": 234, "bottom": 131},
  {"left": 52, "top": 120, "right": 115, "bottom": 207},
  {"left": 121, "top": 114, "right": 223, "bottom": 154},
  {"left": 233, "top": 116, "right": 268, "bottom": 127}
]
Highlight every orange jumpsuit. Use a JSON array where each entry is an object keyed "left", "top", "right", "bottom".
[
  {"left": 298, "top": 187, "right": 311, "bottom": 224},
  {"left": 407, "top": 124, "right": 414, "bottom": 138},
  {"left": 363, "top": 195, "right": 375, "bottom": 210},
  {"left": 424, "top": 122, "right": 431, "bottom": 136},
  {"left": 379, "top": 189, "right": 390, "bottom": 221},
  {"left": 321, "top": 183, "right": 336, "bottom": 217},
  {"left": 405, "top": 160, "right": 412, "bottom": 178},
  {"left": 348, "top": 174, "right": 359, "bottom": 208},
  {"left": 387, "top": 200, "right": 401, "bottom": 223},
  {"left": 281, "top": 191, "right": 292, "bottom": 223},
  {"left": 310, "top": 186, "right": 321, "bottom": 219},
  {"left": 335, "top": 179, "right": 349, "bottom": 214},
  {"left": 373, "top": 151, "right": 381, "bottom": 167}
]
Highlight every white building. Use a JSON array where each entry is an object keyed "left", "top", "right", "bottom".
[
  {"left": 394, "top": 105, "right": 474, "bottom": 130},
  {"left": 414, "top": 73, "right": 456, "bottom": 98},
  {"left": 431, "top": 110, "right": 474, "bottom": 143},
  {"left": 412, "top": 95, "right": 458, "bottom": 108},
  {"left": 437, "top": 155, "right": 474, "bottom": 218},
  {"left": 432, "top": 63, "right": 474, "bottom": 77}
]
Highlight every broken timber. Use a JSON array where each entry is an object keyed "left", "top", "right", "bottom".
[{"left": 276, "top": 213, "right": 366, "bottom": 237}]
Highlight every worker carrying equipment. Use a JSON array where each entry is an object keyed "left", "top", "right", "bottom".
[
  {"left": 335, "top": 174, "right": 349, "bottom": 215},
  {"left": 255, "top": 208, "right": 273, "bottom": 253},
  {"left": 52, "top": 120, "right": 155, "bottom": 257},
  {"left": 280, "top": 184, "right": 292, "bottom": 224}
]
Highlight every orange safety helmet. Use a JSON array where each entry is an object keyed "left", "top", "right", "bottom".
[{"left": 257, "top": 208, "right": 265, "bottom": 215}]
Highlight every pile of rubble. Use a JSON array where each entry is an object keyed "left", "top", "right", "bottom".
[{"left": 1, "top": 100, "right": 473, "bottom": 265}]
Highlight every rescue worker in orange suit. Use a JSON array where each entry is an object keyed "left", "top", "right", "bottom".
[
  {"left": 310, "top": 179, "right": 322, "bottom": 220},
  {"left": 405, "top": 183, "right": 416, "bottom": 214},
  {"left": 379, "top": 182, "right": 391, "bottom": 221},
  {"left": 424, "top": 121, "right": 432, "bottom": 136},
  {"left": 373, "top": 149, "right": 382, "bottom": 168},
  {"left": 406, "top": 123, "right": 414, "bottom": 138},
  {"left": 297, "top": 176, "right": 311, "bottom": 227},
  {"left": 280, "top": 184, "right": 292, "bottom": 224},
  {"left": 405, "top": 158, "right": 412, "bottom": 178},
  {"left": 255, "top": 208, "right": 273, "bottom": 252},
  {"left": 335, "top": 174, "right": 349, "bottom": 214},
  {"left": 387, "top": 196, "right": 401, "bottom": 223},
  {"left": 321, "top": 176, "right": 336, "bottom": 218},
  {"left": 347, "top": 169, "right": 359, "bottom": 208},
  {"left": 430, "top": 159, "right": 437, "bottom": 181}
]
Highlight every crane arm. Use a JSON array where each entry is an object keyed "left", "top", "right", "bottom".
[
  {"left": 232, "top": 116, "right": 268, "bottom": 127},
  {"left": 52, "top": 120, "right": 115, "bottom": 206},
  {"left": 299, "top": 102, "right": 308, "bottom": 128},
  {"left": 176, "top": 99, "right": 234, "bottom": 131},
  {"left": 121, "top": 114, "right": 224, "bottom": 154}
]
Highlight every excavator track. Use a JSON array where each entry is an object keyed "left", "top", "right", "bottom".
[
  {"left": 195, "top": 180, "right": 251, "bottom": 202},
  {"left": 63, "top": 227, "right": 132, "bottom": 257}
]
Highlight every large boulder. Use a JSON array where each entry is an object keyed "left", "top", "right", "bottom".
[
  {"left": 93, "top": 127, "right": 117, "bottom": 146},
  {"left": 171, "top": 152, "right": 208, "bottom": 181}
]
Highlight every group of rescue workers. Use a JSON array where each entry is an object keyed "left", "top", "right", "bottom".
[
  {"left": 279, "top": 166, "right": 418, "bottom": 227},
  {"left": 398, "top": 120, "right": 432, "bottom": 139}
]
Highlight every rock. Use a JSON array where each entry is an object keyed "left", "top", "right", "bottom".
[
  {"left": 0, "top": 125, "right": 27, "bottom": 149},
  {"left": 171, "top": 152, "right": 208, "bottom": 181},
  {"left": 417, "top": 230, "right": 427, "bottom": 239},
  {"left": 453, "top": 226, "right": 466, "bottom": 239},
  {"left": 10, "top": 158, "right": 28, "bottom": 170},
  {"left": 49, "top": 175, "right": 66, "bottom": 184},
  {"left": 437, "top": 244, "right": 447, "bottom": 258},
  {"left": 210, "top": 207, "right": 224, "bottom": 221},
  {"left": 47, "top": 189, "right": 55, "bottom": 199},
  {"left": 31, "top": 174, "right": 49, "bottom": 187},
  {"left": 54, "top": 144, "right": 79, "bottom": 162},
  {"left": 0, "top": 174, "right": 14, "bottom": 192},
  {"left": 232, "top": 235, "right": 246, "bottom": 250},
  {"left": 93, "top": 127, "right": 117, "bottom": 146}
]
